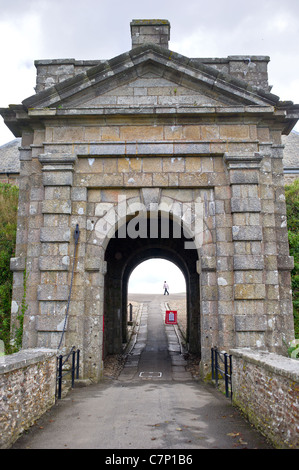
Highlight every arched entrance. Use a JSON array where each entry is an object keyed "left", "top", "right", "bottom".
[{"left": 103, "top": 213, "right": 200, "bottom": 359}]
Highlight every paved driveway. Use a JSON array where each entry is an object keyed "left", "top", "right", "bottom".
[{"left": 12, "top": 295, "right": 272, "bottom": 450}]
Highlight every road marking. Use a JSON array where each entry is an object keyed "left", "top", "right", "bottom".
[{"left": 139, "top": 371, "right": 162, "bottom": 378}]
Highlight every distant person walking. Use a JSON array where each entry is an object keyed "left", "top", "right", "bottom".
[{"left": 163, "top": 281, "right": 169, "bottom": 295}]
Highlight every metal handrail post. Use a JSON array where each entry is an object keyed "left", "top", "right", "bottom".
[
  {"left": 56, "top": 347, "right": 80, "bottom": 399},
  {"left": 57, "top": 355, "right": 63, "bottom": 399},
  {"left": 215, "top": 348, "right": 218, "bottom": 388},
  {"left": 71, "top": 349, "right": 75, "bottom": 388},
  {"left": 224, "top": 353, "right": 229, "bottom": 398},
  {"left": 129, "top": 303, "right": 133, "bottom": 322},
  {"left": 210, "top": 347, "right": 233, "bottom": 400},
  {"left": 229, "top": 354, "right": 233, "bottom": 400},
  {"left": 76, "top": 349, "right": 80, "bottom": 379}
]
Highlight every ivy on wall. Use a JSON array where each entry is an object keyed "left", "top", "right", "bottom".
[
  {"left": 285, "top": 179, "right": 299, "bottom": 338},
  {"left": 0, "top": 183, "right": 19, "bottom": 354}
]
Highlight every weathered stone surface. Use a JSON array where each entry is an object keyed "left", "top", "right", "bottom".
[
  {"left": 231, "top": 349, "right": 299, "bottom": 449},
  {"left": 231, "top": 197, "right": 261, "bottom": 212},
  {"left": 234, "top": 255, "right": 264, "bottom": 270},
  {"left": 232, "top": 225, "right": 263, "bottom": 240},
  {"left": 42, "top": 171, "right": 73, "bottom": 186},
  {"left": 277, "top": 255, "right": 294, "bottom": 271},
  {"left": 234, "top": 284, "right": 266, "bottom": 299},
  {"left": 71, "top": 187, "right": 87, "bottom": 201},
  {"left": 39, "top": 256, "right": 70, "bottom": 271},
  {"left": 130, "top": 20, "right": 170, "bottom": 49},
  {"left": 40, "top": 227, "right": 71, "bottom": 242},
  {"left": 36, "top": 315, "right": 66, "bottom": 331},
  {"left": 42, "top": 199, "right": 72, "bottom": 214},
  {"left": 235, "top": 315, "right": 266, "bottom": 331},
  {"left": 0, "top": 349, "right": 56, "bottom": 449},
  {"left": 37, "top": 284, "right": 69, "bottom": 300},
  {"left": 10, "top": 257, "right": 25, "bottom": 272},
  {"left": 141, "top": 188, "right": 160, "bottom": 208},
  {"left": 229, "top": 170, "right": 260, "bottom": 184},
  {"left": 197, "top": 257, "right": 216, "bottom": 272},
  {"left": 85, "top": 257, "right": 107, "bottom": 273}
]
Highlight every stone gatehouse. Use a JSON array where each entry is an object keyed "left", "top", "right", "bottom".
[{"left": 1, "top": 19, "right": 298, "bottom": 381}]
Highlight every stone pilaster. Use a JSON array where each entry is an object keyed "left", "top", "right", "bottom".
[
  {"left": 224, "top": 153, "right": 267, "bottom": 349},
  {"left": 213, "top": 180, "right": 235, "bottom": 353},
  {"left": 259, "top": 142, "right": 295, "bottom": 351},
  {"left": 197, "top": 188, "right": 217, "bottom": 367},
  {"left": 36, "top": 153, "right": 76, "bottom": 349},
  {"left": 10, "top": 136, "right": 41, "bottom": 349},
  {"left": 83, "top": 241, "right": 106, "bottom": 381}
]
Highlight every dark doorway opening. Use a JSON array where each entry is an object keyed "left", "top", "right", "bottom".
[{"left": 104, "top": 213, "right": 200, "bottom": 358}]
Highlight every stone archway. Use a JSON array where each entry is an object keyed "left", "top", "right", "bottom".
[
  {"left": 82, "top": 187, "right": 215, "bottom": 380},
  {"left": 103, "top": 213, "right": 200, "bottom": 358}
]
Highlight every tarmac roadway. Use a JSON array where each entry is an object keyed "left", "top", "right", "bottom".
[{"left": 11, "top": 294, "right": 273, "bottom": 451}]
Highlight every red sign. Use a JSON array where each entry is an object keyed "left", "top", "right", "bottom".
[{"left": 165, "top": 310, "right": 177, "bottom": 325}]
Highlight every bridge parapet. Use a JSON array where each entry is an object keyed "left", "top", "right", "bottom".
[
  {"left": 231, "top": 348, "right": 299, "bottom": 449},
  {"left": 0, "top": 348, "right": 57, "bottom": 449}
]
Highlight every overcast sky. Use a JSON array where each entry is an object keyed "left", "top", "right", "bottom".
[
  {"left": 128, "top": 259, "right": 186, "bottom": 294},
  {"left": 1, "top": 0, "right": 299, "bottom": 145},
  {"left": 1, "top": 0, "right": 298, "bottom": 293}
]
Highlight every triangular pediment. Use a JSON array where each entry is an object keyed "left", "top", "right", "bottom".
[
  {"left": 22, "top": 45, "right": 280, "bottom": 112},
  {"left": 76, "top": 71, "right": 235, "bottom": 109}
]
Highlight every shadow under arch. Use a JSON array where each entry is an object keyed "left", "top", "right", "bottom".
[{"left": 104, "top": 212, "right": 200, "bottom": 359}]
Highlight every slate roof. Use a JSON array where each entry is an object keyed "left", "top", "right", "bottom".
[
  {"left": 282, "top": 130, "right": 299, "bottom": 170},
  {"left": 0, "top": 138, "right": 21, "bottom": 173}
]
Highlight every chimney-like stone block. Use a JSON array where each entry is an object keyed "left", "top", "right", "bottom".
[{"left": 130, "top": 19, "right": 170, "bottom": 49}]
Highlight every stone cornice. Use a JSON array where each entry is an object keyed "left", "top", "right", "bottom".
[
  {"left": 223, "top": 152, "right": 262, "bottom": 169},
  {"left": 38, "top": 153, "right": 76, "bottom": 166},
  {"left": 39, "top": 140, "right": 258, "bottom": 157},
  {"left": 27, "top": 105, "right": 276, "bottom": 118}
]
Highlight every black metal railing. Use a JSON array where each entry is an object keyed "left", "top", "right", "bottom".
[
  {"left": 128, "top": 302, "right": 133, "bottom": 324},
  {"left": 56, "top": 347, "right": 80, "bottom": 399},
  {"left": 211, "top": 347, "right": 232, "bottom": 399}
]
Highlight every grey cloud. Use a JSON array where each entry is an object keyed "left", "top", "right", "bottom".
[{"left": 1, "top": 0, "right": 299, "bottom": 144}]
